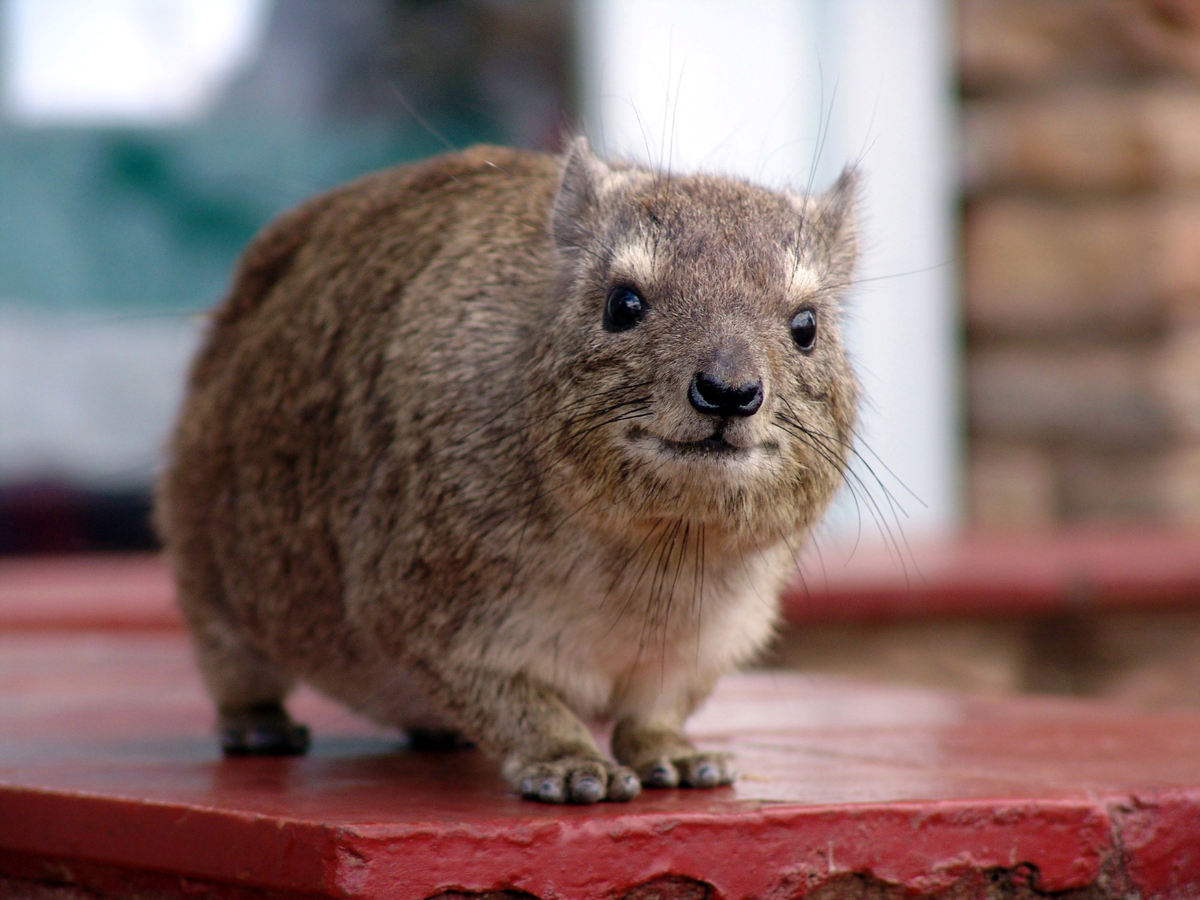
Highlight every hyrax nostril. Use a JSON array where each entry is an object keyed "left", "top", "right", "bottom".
[{"left": 688, "top": 372, "right": 764, "bottom": 418}]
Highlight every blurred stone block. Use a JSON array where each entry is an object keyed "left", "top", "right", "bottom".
[
  {"left": 966, "top": 197, "right": 1200, "bottom": 339},
  {"left": 961, "top": 0, "right": 1200, "bottom": 528},
  {"left": 969, "top": 347, "right": 1172, "bottom": 448},
  {"left": 1057, "top": 446, "right": 1200, "bottom": 522},
  {"left": 1154, "top": 323, "right": 1200, "bottom": 435},
  {"left": 969, "top": 442, "right": 1059, "bottom": 526},
  {"left": 1158, "top": 200, "right": 1200, "bottom": 297},
  {"left": 771, "top": 618, "right": 1028, "bottom": 695},
  {"left": 1156, "top": 445, "right": 1200, "bottom": 523},
  {"left": 1059, "top": 451, "right": 1170, "bottom": 519},
  {"left": 964, "top": 88, "right": 1200, "bottom": 192},
  {"left": 965, "top": 199, "right": 1157, "bottom": 340},
  {"left": 962, "top": 0, "right": 1200, "bottom": 92}
]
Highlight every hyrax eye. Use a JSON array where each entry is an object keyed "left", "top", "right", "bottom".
[
  {"left": 603, "top": 286, "right": 646, "bottom": 332},
  {"left": 790, "top": 308, "right": 817, "bottom": 352}
]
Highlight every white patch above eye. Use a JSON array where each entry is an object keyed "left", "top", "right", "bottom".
[
  {"left": 609, "top": 242, "right": 656, "bottom": 288},
  {"left": 787, "top": 261, "right": 821, "bottom": 298}
]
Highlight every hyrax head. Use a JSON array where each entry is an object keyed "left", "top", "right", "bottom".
[{"left": 536, "top": 138, "right": 860, "bottom": 547}]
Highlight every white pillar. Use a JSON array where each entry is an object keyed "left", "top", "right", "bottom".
[{"left": 576, "top": 0, "right": 960, "bottom": 538}]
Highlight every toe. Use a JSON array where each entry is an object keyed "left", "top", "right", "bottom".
[
  {"left": 677, "top": 753, "right": 736, "bottom": 788},
  {"left": 521, "top": 771, "right": 568, "bottom": 803},
  {"left": 639, "top": 758, "right": 680, "bottom": 789},
  {"left": 677, "top": 757, "right": 718, "bottom": 788},
  {"left": 568, "top": 771, "right": 605, "bottom": 804},
  {"left": 606, "top": 767, "right": 642, "bottom": 802}
]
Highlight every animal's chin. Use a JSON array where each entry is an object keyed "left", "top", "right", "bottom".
[
  {"left": 661, "top": 434, "right": 746, "bottom": 456},
  {"left": 627, "top": 425, "right": 777, "bottom": 461}
]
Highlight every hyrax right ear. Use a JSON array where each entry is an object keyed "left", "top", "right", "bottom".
[{"left": 551, "top": 136, "right": 610, "bottom": 254}]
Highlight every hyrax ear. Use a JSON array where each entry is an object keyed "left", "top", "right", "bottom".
[
  {"left": 551, "top": 136, "right": 611, "bottom": 253},
  {"left": 795, "top": 165, "right": 860, "bottom": 284},
  {"left": 820, "top": 165, "right": 860, "bottom": 243}
]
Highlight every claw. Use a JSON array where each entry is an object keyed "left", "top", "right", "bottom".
[
  {"left": 683, "top": 760, "right": 719, "bottom": 788},
  {"left": 643, "top": 760, "right": 680, "bottom": 789},
  {"left": 569, "top": 773, "right": 605, "bottom": 804},
  {"left": 537, "top": 776, "right": 567, "bottom": 803},
  {"left": 608, "top": 769, "right": 642, "bottom": 802}
]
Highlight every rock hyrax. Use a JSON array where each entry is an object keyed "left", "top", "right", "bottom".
[{"left": 156, "top": 138, "right": 859, "bottom": 803}]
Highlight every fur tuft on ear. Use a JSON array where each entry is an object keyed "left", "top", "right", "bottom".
[
  {"left": 551, "top": 136, "right": 610, "bottom": 253},
  {"left": 820, "top": 165, "right": 860, "bottom": 243},
  {"left": 791, "top": 165, "right": 860, "bottom": 287}
]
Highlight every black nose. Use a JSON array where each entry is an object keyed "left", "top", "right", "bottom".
[{"left": 688, "top": 372, "right": 763, "bottom": 418}]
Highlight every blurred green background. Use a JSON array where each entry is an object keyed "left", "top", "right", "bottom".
[
  {"left": 0, "top": 0, "right": 572, "bottom": 551},
  {"left": 0, "top": 125, "right": 488, "bottom": 316}
]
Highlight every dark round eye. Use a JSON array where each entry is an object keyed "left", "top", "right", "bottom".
[
  {"left": 603, "top": 286, "right": 646, "bottom": 332},
  {"left": 790, "top": 308, "right": 817, "bottom": 352}
]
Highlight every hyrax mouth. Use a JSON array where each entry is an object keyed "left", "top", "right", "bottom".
[
  {"left": 663, "top": 433, "right": 742, "bottom": 456},
  {"left": 627, "top": 425, "right": 778, "bottom": 459}
]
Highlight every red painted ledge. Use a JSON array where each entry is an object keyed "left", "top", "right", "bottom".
[
  {"left": 3, "top": 631, "right": 1200, "bottom": 899},
  {"left": 0, "top": 553, "right": 179, "bottom": 631},
  {"left": 783, "top": 526, "right": 1200, "bottom": 624}
]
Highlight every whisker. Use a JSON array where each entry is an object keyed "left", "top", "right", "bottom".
[{"left": 772, "top": 408, "right": 916, "bottom": 580}]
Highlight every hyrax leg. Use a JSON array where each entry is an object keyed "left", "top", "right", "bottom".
[
  {"left": 612, "top": 715, "right": 736, "bottom": 790},
  {"left": 432, "top": 667, "right": 640, "bottom": 803},
  {"left": 172, "top": 554, "right": 309, "bottom": 757}
]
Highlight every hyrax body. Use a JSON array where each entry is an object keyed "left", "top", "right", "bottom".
[{"left": 156, "top": 140, "right": 859, "bottom": 803}]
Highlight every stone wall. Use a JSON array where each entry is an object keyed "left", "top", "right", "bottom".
[{"left": 962, "top": 0, "right": 1200, "bottom": 525}]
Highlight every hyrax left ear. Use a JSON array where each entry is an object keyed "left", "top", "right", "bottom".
[
  {"left": 790, "top": 166, "right": 860, "bottom": 283},
  {"left": 787, "top": 167, "right": 859, "bottom": 235},
  {"left": 820, "top": 165, "right": 859, "bottom": 229},
  {"left": 552, "top": 136, "right": 611, "bottom": 253},
  {"left": 817, "top": 165, "right": 859, "bottom": 246},
  {"left": 821, "top": 166, "right": 860, "bottom": 284}
]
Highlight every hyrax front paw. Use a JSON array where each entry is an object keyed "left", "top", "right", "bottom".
[
  {"left": 512, "top": 757, "right": 641, "bottom": 804},
  {"left": 612, "top": 721, "right": 736, "bottom": 790},
  {"left": 635, "top": 751, "right": 736, "bottom": 789}
]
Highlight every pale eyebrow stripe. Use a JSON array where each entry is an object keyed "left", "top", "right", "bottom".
[
  {"left": 788, "top": 259, "right": 820, "bottom": 296},
  {"left": 609, "top": 242, "right": 656, "bottom": 286}
]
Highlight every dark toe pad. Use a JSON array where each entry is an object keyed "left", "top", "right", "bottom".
[
  {"left": 406, "top": 727, "right": 474, "bottom": 751},
  {"left": 218, "top": 705, "right": 310, "bottom": 757}
]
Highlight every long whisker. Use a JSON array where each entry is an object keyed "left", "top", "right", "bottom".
[{"left": 772, "top": 409, "right": 916, "bottom": 579}]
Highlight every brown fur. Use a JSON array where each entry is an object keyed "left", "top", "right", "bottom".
[{"left": 156, "top": 139, "right": 860, "bottom": 803}]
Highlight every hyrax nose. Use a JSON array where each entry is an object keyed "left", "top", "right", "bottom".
[{"left": 688, "top": 371, "right": 764, "bottom": 418}]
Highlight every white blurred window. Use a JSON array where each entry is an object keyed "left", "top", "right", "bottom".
[
  {"left": 2, "top": 0, "right": 271, "bottom": 123},
  {"left": 0, "top": 0, "right": 272, "bottom": 487},
  {"left": 578, "top": 0, "right": 960, "bottom": 538}
]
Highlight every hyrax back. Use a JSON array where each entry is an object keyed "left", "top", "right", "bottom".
[{"left": 157, "top": 140, "right": 859, "bottom": 803}]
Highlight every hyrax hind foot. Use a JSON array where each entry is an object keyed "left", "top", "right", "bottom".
[
  {"left": 511, "top": 757, "right": 641, "bottom": 804},
  {"left": 218, "top": 702, "right": 310, "bottom": 757},
  {"left": 613, "top": 720, "right": 737, "bottom": 789},
  {"left": 406, "top": 726, "right": 474, "bottom": 751}
]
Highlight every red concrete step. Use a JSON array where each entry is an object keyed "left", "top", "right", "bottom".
[
  {"left": 2, "top": 630, "right": 1199, "bottom": 899},
  {"left": 784, "top": 526, "right": 1200, "bottom": 623},
  {"left": 0, "top": 553, "right": 179, "bottom": 630}
]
